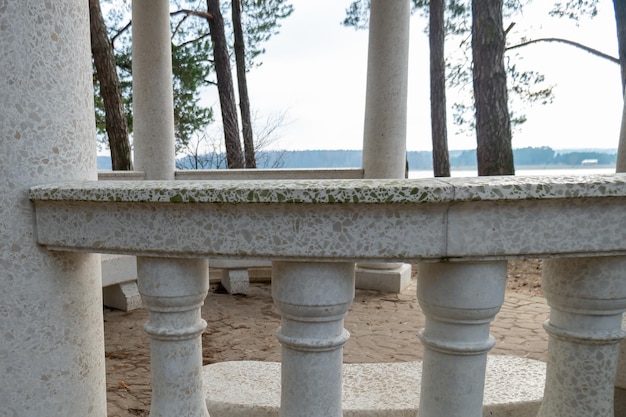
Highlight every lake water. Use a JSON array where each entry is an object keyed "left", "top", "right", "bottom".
[{"left": 409, "top": 167, "right": 616, "bottom": 179}]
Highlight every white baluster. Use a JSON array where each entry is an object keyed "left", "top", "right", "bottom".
[
  {"left": 538, "top": 256, "right": 626, "bottom": 417},
  {"left": 137, "top": 258, "right": 210, "bottom": 417},
  {"left": 272, "top": 262, "right": 355, "bottom": 417},
  {"left": 417, "top": 261, "right": 507, "bottom": 417}
]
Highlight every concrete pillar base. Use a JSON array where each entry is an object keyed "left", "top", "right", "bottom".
[
  {"left": 221, "top": 269, "right": 250, "bottom": 295},
  {"left": 355, "top": 263, "right": 412, "bottom": 293},
  {"left": 103, "top": 281, "right": 142, "bottom": 311}
]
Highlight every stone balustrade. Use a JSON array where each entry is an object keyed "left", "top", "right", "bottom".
[{"left": 29, "top": 174, "right": 626, "bottom": 417}]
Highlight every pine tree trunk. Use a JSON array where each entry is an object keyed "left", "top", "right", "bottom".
[
  {"left": 232, "top": 0, "right": 256, "bottom": 168},
  {"left": 89, "top": 0, "right": 133, "bottom": 170},
  {"left": 429, "top": 0, "right": 450, "bottom": 177},
  {"left": 206, "top": 0, "right": 245, "bottom": 169},
  {"left": 472, "top": 0, "right": 514, "bottom": 176}
]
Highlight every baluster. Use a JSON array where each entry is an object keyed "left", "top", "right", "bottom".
[
  {"left": 416, "top": 261, "right": 507, "bottom": 417},
  {"left": 272, "top": 262, "right": 355, "bottom": 417},
  {"left": 137, "top": 257, "right": 210, "bottom": 417},
  {"left": 538, "top": 256, "right": 626, "bottom": 417}
]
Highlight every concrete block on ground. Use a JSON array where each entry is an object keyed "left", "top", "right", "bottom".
[
  {"left": 221, "top": 269, "right": 249, "bottom": 295},
  {"left": 203, "top": 355, "right": 546, "bottom": 417},
  {"left": 355, "top": 263, "right": 412, "bottom": 293},
  {"left": 210, "top": 259, "right": 272, "bottom": 269},
  {"left": 101, "top": 254, "right": 141, "bottom": 311},
  {"left": 101, "top": 254, "right": 137, "bottom": 287},
  {"left": 103, "top": 280, "right": 142, "bottom": 311}
]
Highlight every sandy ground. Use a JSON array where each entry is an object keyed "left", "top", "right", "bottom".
[{"left": 104, "top": 259, "right": 547, "bottom": 417}]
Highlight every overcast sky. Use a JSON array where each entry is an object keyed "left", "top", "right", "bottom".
[{"left": 199, "top": 0, "right": 622, "bottom": 152}]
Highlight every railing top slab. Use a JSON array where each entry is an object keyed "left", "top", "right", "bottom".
[
  {"left": 29, "top": 174, "right": 626, "bottom": 204},
  {"left": 29, "top": 174, "right": 626, "bottom": 262}
]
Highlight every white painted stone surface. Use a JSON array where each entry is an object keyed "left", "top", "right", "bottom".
[
  {"left": 0, "top": 1, "right": 106, "bottom": 415},
  {"left": 203, "top": 356, "right": 546, "bottom": 417}
]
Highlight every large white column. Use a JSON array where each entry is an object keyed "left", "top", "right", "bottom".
[
  {"left": 272, "top": 262, "right": 355, "bottom": 417},
  {"left": 362, "top": 0, "right": 410, "bottom": 179},
  {"left": 137, "top": 258, "right": 210, "bottom": 417},
  {"left": 132, "top": 0, "right": 176, "bottom": 180},
  {"left": 538, "top": 256, "right": 626, "bottom": 417},
  {"left": 357, "top": 0, "right": 412, "bottom": 293},
  {"left": 0, "top": 1, "right": 106, "bottom": 416},
  {"left": 132, "top": 5, "right": 210, "bottom": 416},
  {"left": 416, "top": 261, "right": 507, "bottom": 417}
]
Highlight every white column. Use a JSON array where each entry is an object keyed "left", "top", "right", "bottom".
[
  {"left": 0, "top": 1, "right": 106, "bottom": 416},
  {"left": 132, "top": 0, "right": 176, "bottom": 180},
  {"left": 272, "top": 262, "right": 355, "bottom": 417},
  {"left": 132, "top": 6, "right": 208, "bottom": 415},
  {"left": 538, "top": 256, "right": 626, "bottom": 417},
  {"left": 137, "top": 258, "right": 210, "bottom": 417},
  {"left": 357, "top": 0, "right": 412, "bottom": 292},
  {"left": 362, "top": 0, "right": 410, "bottom": 179},
  {"left": 416, "top": 261, "right": 507, "bottom": 417}
]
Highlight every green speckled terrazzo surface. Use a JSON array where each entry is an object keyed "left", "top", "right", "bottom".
[{"left": 29, "top": 174, "right": 626, "bottom": 204}]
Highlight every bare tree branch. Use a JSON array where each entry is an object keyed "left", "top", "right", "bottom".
[
  {"left": 177, "top": 32, "right": 212, "bottom": 48},
  {"left": 111, "top": 20, "right": 132, "bottom": 46},
  {"left": 171, "top": 9, "right": 214, "bottom": 20},
  {"left": 507, "top": 37, "right": 619, "bottom": 65},
  {"left": 172, "top": 14, "right": 190, "bottom": 39},
  {"left": 110, "top": 9, "right": 214, "bottom": 47}
]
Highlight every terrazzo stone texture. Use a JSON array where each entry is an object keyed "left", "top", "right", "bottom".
[
  {"left": 0, "top": 1, "right": 106, "bottom": 416},
  {"left": 26, "top": 173, "right": 626, "bottom": 416},
  {"left": 417, "top": 262, "right": 508, "bottom": 417},
  {"left": 272, "top": 262, "right": 355, "bottom": 417},
  {"left": 538, "top": 256, "right": 626, "bottom": 417},
  {"left": 202, "top": 356, "right": 546, "bottom": 417},
  {"left": 29, "top": 174, "right": 626, "bottom": 261},
  {"left": 137, "top": 258, "right": 210, "bottom": 417}
]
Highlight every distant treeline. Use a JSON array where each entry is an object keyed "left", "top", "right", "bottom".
[
  {"left": 99, "top": 147, "right": 617, "bottom": 170},
  {"left": 272, "top": 147, "right": 617, "bottom": 170}
]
